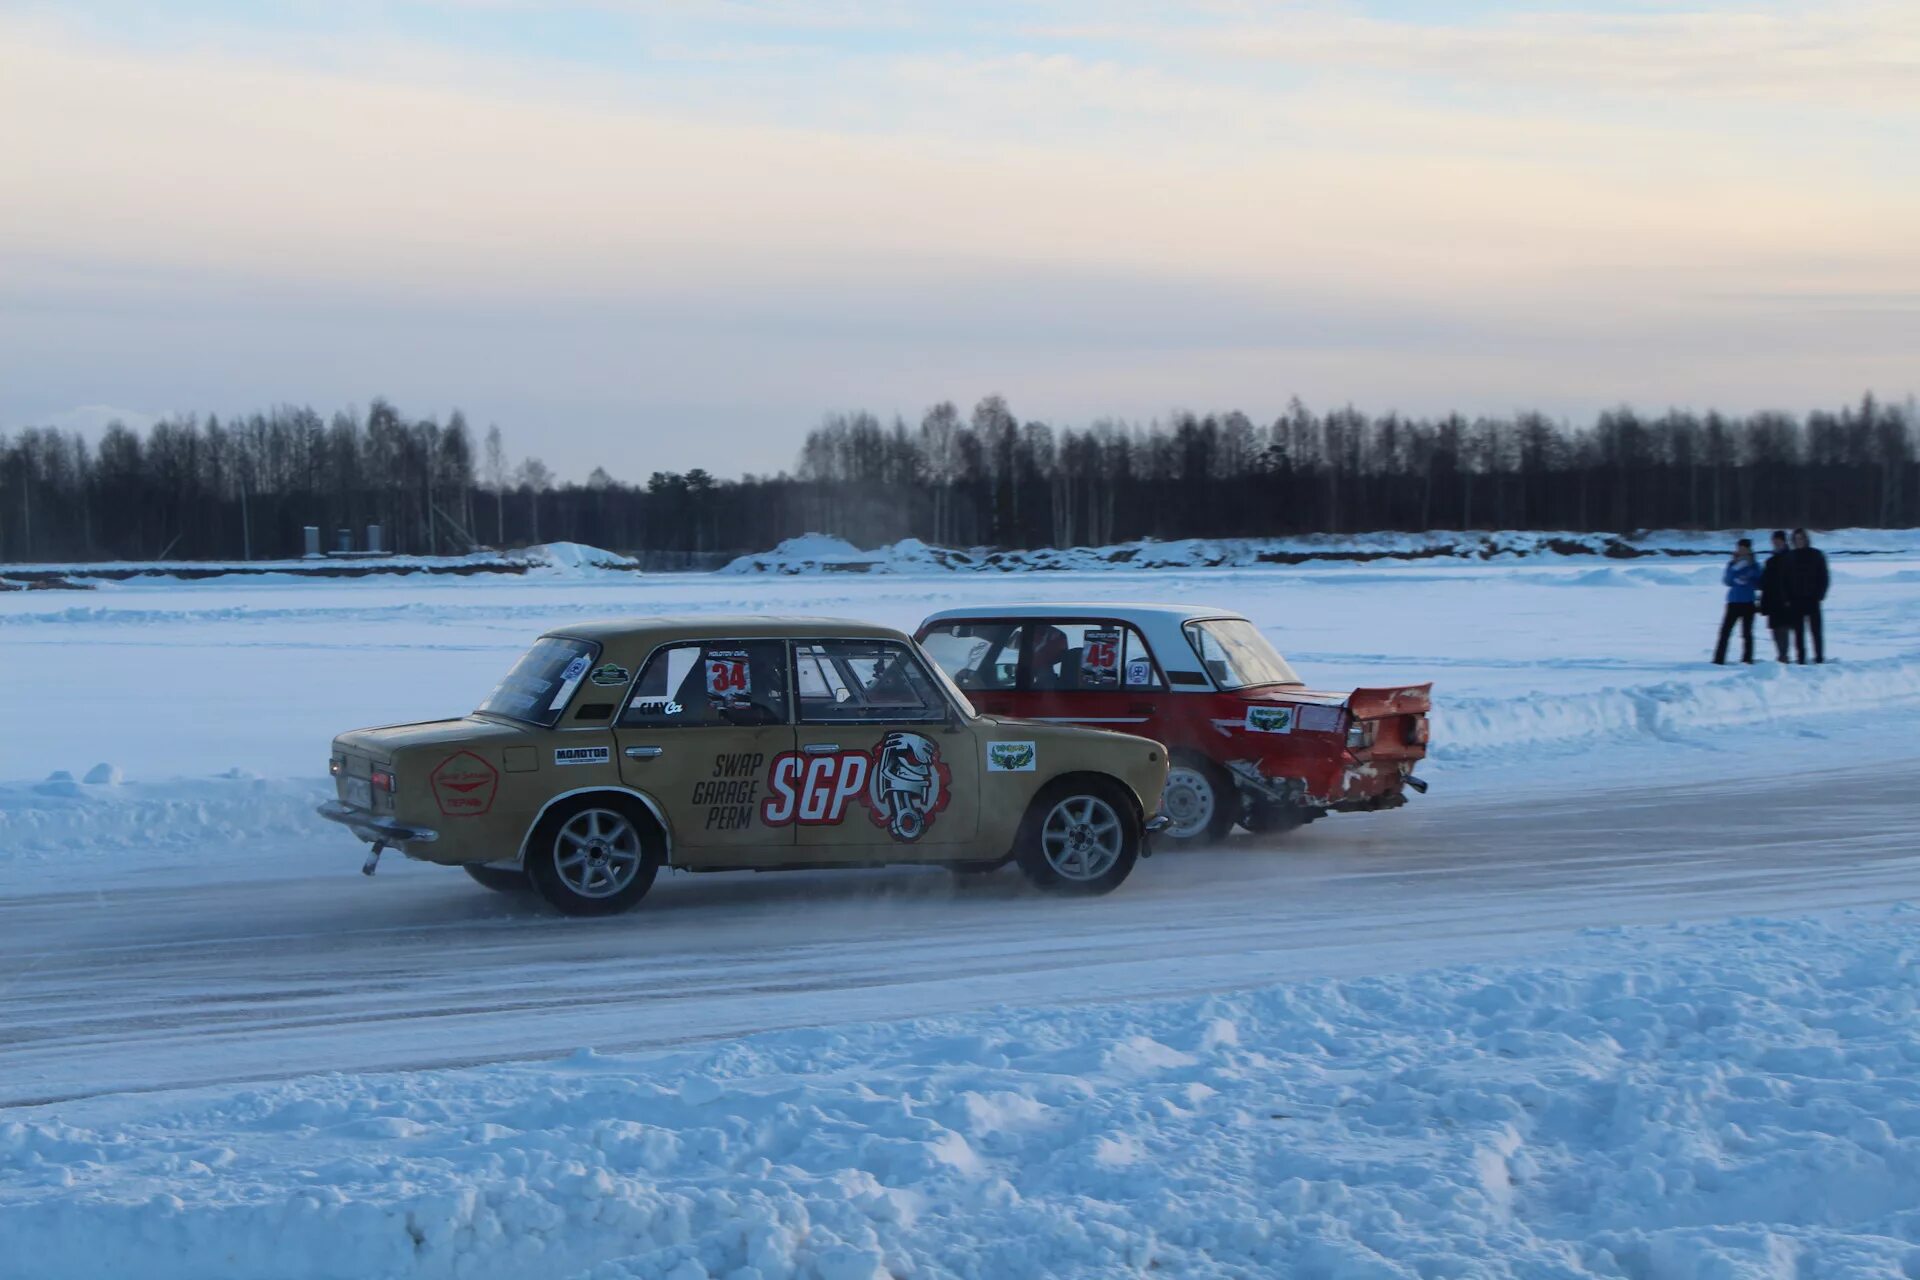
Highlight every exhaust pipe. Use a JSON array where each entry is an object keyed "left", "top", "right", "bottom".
[{"left": 1405, "top": 775, "right": 1430, "bottom": 794}]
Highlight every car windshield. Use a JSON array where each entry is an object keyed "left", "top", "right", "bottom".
[
  {"left": 916, "top": 641, "right": 977, "bottom": 718},
  {"left": 1184, "top": 618, "right": 1300, "bottom": 689},
  {"left": 476, "top": 636, "right": 598, "bottom": 726}
]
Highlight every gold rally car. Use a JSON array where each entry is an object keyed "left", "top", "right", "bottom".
[{"left": 319, "top": 617, "right": 1170, "bottom": 914}]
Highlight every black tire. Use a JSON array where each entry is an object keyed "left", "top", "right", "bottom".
[
  {"left": 1158, "top": 753, "right": 1237, "bottom": 846},
  {"left": 523, "top": 795, "right": 661, "bottom": 917},
  {"left": 463, "top": 863, "right": 532, "bottom": 893},
  {"left": 946, "top": 859, "right": 1006, "bottom": 877},
  {"left": 1243, "top": 801, "right": 1321, "bottom": 837},
  {"left": 1013, "top": 776, "right": 1140, "bottom": 895}
]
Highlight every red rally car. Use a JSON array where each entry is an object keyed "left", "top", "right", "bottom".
[{"left": 915, "top": 603, "right": 1430, "bottom": 845}]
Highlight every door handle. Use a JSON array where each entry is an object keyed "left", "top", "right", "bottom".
[
  {"left": 802, "top": 743, "right": 841, "bottom": 754},
  {"left": 623, "top": 746, "right": 663, "bottom": 760},
  {"left": 1128, "top": 704, "right": 1156, "bottom": 715}
]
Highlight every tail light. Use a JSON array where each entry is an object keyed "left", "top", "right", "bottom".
[
  {"left": 1408, "top": 717, "right": 1430, "bottom": 745},
  {"left": 329, "top": 756, "right": 344, "bottom": 777},
  {"left": 370, "top": 768, "right": 397, "bottom": 794}
]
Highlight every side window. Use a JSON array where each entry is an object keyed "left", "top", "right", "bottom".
[
  {"left": 1028, "top": 622, "right": 1164, "bottom": 692},
  {"left": 796, "top": 639, "right": 949, "bottom": 723},
  {"left": 622, "top": 640, "right": 788, "bottom": 727},
  {"left": 917, "top": 622, "right": 1024, "bottom": 691},
  {"left": 1121, "top": 627, "right": 1164, "bottom": 690}
]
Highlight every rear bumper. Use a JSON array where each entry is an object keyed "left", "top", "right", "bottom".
[
  {"left": 1225, "top": 756, "right": 1428, "bottom": 811},
  {"left": 315, "top": 800, "right": 440, "bottom": 846}
]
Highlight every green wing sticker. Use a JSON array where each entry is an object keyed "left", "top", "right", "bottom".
[
  {"left": 987, "top": 740, "right": 1037, "bottom": 772},
  {"left": 1244, "top": 705, "right": 1296, "bottom": 734}
]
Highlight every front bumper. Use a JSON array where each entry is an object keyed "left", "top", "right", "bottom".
[{"left": 315, "top": 800, "right": 440, "bottom": 846}]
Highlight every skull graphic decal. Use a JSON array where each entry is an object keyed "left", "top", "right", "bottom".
[{"left": 867, "top": 731, "right": 950, "bottom": 841}]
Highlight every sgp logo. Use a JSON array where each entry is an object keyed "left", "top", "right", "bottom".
[
  {"left": 762, "top": 748, "right": 872, "bottom": 828},
  {"left": 761, "top": 732, "right": 950, "bottom": 842}
]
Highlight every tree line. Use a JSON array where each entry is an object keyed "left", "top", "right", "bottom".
[{"left": 1, "top": 395, "right": 1914, "bottom": 564}]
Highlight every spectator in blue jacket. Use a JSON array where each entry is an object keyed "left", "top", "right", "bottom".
[{"left": 1713, "top": 537, "right": 1761, "bottom": 664}]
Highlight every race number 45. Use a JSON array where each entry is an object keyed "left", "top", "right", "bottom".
[{"left": 1083, "top": 629, "right": 1121, "bottom": 685}]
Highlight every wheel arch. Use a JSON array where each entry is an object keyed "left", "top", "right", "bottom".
[{"left": 514, "top": 786, "right": 673, "bottom": 868}]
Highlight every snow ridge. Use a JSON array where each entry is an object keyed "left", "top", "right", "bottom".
[
  {"left": 1435, "top": 651, "right": 1920, "bottom": 761},
  {"left": 0, "top": 776, "right": 328, "bottom": 869},
  {"left": 724, "top": 529, "right": 1920, "bottom": 575}
]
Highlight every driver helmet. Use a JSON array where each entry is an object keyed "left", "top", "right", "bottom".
[{"left": 1032, "top": 625, "right": 1069, "bottom": 671}]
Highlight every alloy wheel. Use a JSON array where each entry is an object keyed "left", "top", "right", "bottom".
[
  {"left": 1041, "top": 794, "right": 1124, "bottom": 881},
  {"left": 553, "top": 808, "right": 644, "bottom": 899}
]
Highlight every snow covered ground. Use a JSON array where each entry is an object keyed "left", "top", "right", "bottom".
[
  {"left": 9, "top": 907, "right": 1920, "bottom": 1279},
  {"left": 4, "top": 538, "right": 1920, "bottom": 1277}
]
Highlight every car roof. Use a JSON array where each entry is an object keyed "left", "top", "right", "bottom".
[
  {"left": 919, "top": 602, "right": 1242, "bottom": 625},
  {"left": 546, "top": 616, "right": 908, "bottom": 643}
]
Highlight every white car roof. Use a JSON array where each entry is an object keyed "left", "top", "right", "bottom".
[
  {"left": 919, "top": 602, "right": 1243, "bottom": 625},
  {"left": 919, "top": 603, "right": 1262, "bottom": 688}
]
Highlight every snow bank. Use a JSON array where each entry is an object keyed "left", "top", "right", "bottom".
[
  {"left": 0, "top": 775, "right": 328, "bottom": 875},
  {"left": 724, "top": 528, "right": 1920, "bottom": 574},
  {"left": 1435, "top": 652, "right": 1920, "bottom": 761},
  {"left": 2, "top": 543, "right": 640, "bottom": 583},
  {"left": 520, "top": 542, "right": 640, "bottom": 576},
  {"left": 8, "top": 909, "right": 1920, "bottom": 1279}
]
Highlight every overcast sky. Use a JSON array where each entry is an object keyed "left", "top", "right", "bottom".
[{"left": 3, "top": 1, "right": 1916, "bottom": 479}]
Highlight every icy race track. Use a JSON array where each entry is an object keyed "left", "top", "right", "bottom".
[{"left": 5, "top": 544, "right": 1920, "bottom": 1278}]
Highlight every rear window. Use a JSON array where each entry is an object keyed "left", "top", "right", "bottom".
[
  {"left": 919, "top": 622, "right": 1025, "bottom": 691},
  {"left": 1184, "top": 618, "right": 1300, "bottom": 689},
  {"left": 477, "top": 636, "right": 598, "bottom": 726},
  {"left": 1027, "top": 622, "right": 1163, "bottom": 692}
]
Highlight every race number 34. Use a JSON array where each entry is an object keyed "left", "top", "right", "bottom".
[{"left": 706, "top": 654, "right": 749, "bottom": 697}]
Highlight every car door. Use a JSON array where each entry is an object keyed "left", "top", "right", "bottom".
[
  {"left": 1021, "top": 619, "right": 1167, "bottom": 732},
  {"left": 780, "top": 637, "right": 980, "bottom": 860},
  {"left": 612, "top": 638, "right": 794, "bottom": 865}
]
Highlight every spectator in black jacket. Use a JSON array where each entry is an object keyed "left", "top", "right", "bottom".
[
  {"left": 1785, "top": 528, "right": 1830, "bottom": 663},
  {"left": 1758, "top": 530, "right": 1794, "bottom": 662}
]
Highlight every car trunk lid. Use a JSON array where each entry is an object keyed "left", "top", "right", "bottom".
[{"left": 1346, "top": 683, "right": 1432, "bottom": 759}]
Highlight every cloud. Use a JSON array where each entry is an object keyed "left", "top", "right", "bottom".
[
  {"left": 1039, "top": 2, "right": 1920, "bottom": 109},
  {"left": 7, "top": 13, "right": 1907, "bottom": 299},
  {"left": 0, "top": 5, "right": 1915, "bottom": 476}
]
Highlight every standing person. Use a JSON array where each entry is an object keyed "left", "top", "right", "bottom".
[
  {"left": 1786, "top": 528, "right": 1830, "bottom": 663},
  {"left": 1758, "top": 530, "right": 1795, "bottom": 663},
  {"left": 1713, "top": 538, "right": 1761, "bottom": 664}
]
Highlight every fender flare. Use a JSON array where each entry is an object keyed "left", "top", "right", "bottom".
[{"left": 514, "top": 785, "right": 675, "bottom": 869}]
